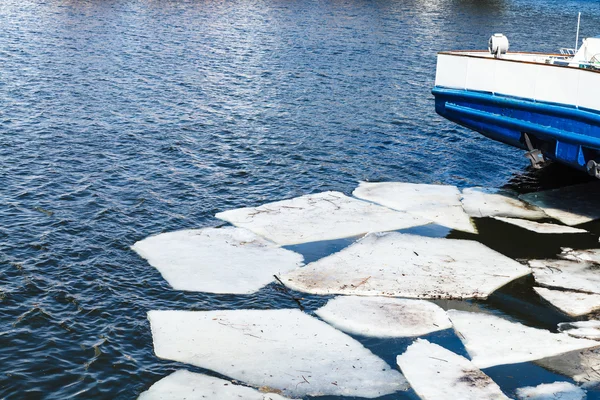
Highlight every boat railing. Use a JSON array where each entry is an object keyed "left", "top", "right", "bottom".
[{"left": 559, "top": 48, "right": 576, "bottom": 56}]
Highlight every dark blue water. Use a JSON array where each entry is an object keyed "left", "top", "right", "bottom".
[{"left": 2, "top": 0, "right": 600, "bottom": 398}]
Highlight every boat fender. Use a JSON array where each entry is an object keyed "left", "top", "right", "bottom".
[{"left": 489, "top": 34, "right": 509, "bottom": 57}]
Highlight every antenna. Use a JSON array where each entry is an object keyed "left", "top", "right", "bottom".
[{"left": 575, "top": 12, "right": 581, "bottom": 51}]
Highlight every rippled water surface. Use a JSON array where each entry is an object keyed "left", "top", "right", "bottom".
[{"left": 2, "top": 0, "right": 600, "bottom": 398}]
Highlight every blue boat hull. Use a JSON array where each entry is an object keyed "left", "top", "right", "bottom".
[{"left": 432, "top": 87, "right": 600, "bottom": 172}]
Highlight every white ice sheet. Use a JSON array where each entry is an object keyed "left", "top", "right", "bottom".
[
  {"left": 148, "top": 309, "right": 407, "bottom": 398},
  {"left": 559, "top": 321, "right": 600, "bottom": 340},
  {"left": 281, "top": 232, "right": 531, "bottom": 299},
  {"left": 215, "top": 191, "right": 428, "bottom": 245},
  {"left": 447, "top": 310, "right": 598, "bottom": 368},
  {"left": 315, "top": 296, "right": 452, "bottom": 338},
  {"left": 132, "top": 227, "right": 303, "bottom": 294},
  {"left": 396, "top": 339, "right": 509, "bottom": 400},
  {"left": 519, "top": 182, "right": 600, "bottom": 226},
  {"left": 352, "top": 181, "right": 476, "bottom": 233},
  {"left": 515, "top": 381, "right": 586, "bottom": 400},
  {"left": 138, "top": 370, "right": 296, "bottom": 400},
  {"left": 492, "top": 217, "right": 587, "bottom": 234},
  {"left": 534, "top": 287, "right": 600, "bottom": 317},
  {"left": 461, "top": 187, "right": 547, "bottom": 220},
  {"left": 529, "top": 259, "right": 600, "bottom": 295}
]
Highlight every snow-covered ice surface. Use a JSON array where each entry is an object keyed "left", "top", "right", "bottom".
[
  {"left": 396, "top": 339, "right": 509, "bottom": 400},
  {"left": 314, "top": 296, "right": 452, "bottom": 338},
  {"left": 138, "top": 370, "right": 296, "bottom": 400},
  {"left": 492, "top": 217, "right": 588, "bottom": 234},
  {"left": 148, "top": 309, "right": 407, "bottom": 398},
  {"left": 132, "top": 227, "right": 303, "bottom": 294},
  {"left": 281, "top": 232, "right": 531, "bottom": 299},
  {"left": 447, "top": 310, "right": 598, "bottom": 368},
  {"left": 215, "top": 191, "right": 428, "bottom": 245},
  {"left": 559, "top": 321, "right": 600, "bottom": 340},
  {"left": 515, "top": 381, "right": 586, "bottom": 400},
  {"left": 352, "top": 181, "right": 476, "bottom": 233},
  {"left": 519, "top": 182, "right": 600, "bottom": 226},
  {"left": 534, "top": 287, "right": 600, "bottom": 317},
  {"left": 529, "top": 259, "right": 600, "bottom": 295},
  {"left": 536, "top": 347, "right": 600, "bottom": 384},
  {"left": 461, "top": 187, "right": 547, "bottom": 220}
]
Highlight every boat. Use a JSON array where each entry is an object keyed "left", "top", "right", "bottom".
[{"left": 432, "top": 31, "right": 600, "bottom": 178}]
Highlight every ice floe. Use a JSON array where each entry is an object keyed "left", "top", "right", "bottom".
[
  {"left": 131, "top": 227, "right": 303, "bottom": 294},
  {"left": 138, "top": 369, "right": 296, "bottom": 400},
  {"left": 515, "top": 381, "right": 586, "bottom": 400},
  {"left": 396, "top": 339, "right": 509, "bottom": 400},
  {"left": 352, "top": 181, "right": 476, "bottom": 233},
  {"left": 559, "top": 321, "right": 600, "bottom": 340},
  {"left": 215, "top": 191, "right": 428, "bottom": 246},
  {"left": 461, "top": 187, "right": 547, "bottom": 220},
  {"left": 536, "top": 347, "right": 600, "bottom": 384},
  {"left": 561, "top": 248, "right": 600, "bottom": 263},
  {"left": 534, "top": 287, "right": 600, "bottom": 317},
  {"left": 492, "top": 217, "right": 588, "bottom": 234},
  {"left": 281, "top": 232, "right": 531, "bottom": 299},
  {"left": 519, "top": 182, "right": 600, "bottom": 226},
  {"left": 529, "top": 259, "right": 600, "bottom": 295},
  {"left": 447, "top": 310, "right": 598, "bottom": 368},
  {"left": 314, "top": 296, "right": 452, "bottom": 338},
  {"left": 148, "top": 309, "right": 407, "bottom": 398}
]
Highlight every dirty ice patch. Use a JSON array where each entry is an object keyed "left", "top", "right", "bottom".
[
  {"left": 352, "top": 181, "right": 476, "bottom": 233},
  {"left": 281, "top": 232, "right": 531, "bottom": 299},
  {"left": 396, "top": 339, "right": 509, "bottom": 400},
  {"left": 519, "top": 182, "right": 600, "bottom": 226},
  {"left": 461, "top": 187, "right": 547, "bottom": 220},
  {"left": 534, "top": 287, "right": 600, "bottom": 317},
  {"left": 138, "top": 370, "right": 297, "bottom": 400},
  {"left": 529, "top": 259, "right": 600, "bottom": 295},
  {"left": 492, "top": 217, "right": 588, "bottom": 234},
  {"left": 314, "top": 296, "right": 452, "bottom": 338},
  {"left": 561, "top": 248, "right": 600, "bottom": 263},
  {"left": 131, "top": 227, "right": 303, "bottom": 294},
  {"left": 515, "top": 381, "right": 586, "bottom": 400},
  {"left": 559, "top": 321, "right": 600, "bottom": 340},
  {"left": 536, "top": 347, "right": 600, "bottom": 384},
  {"left": 447, "top": 310, "right": 598, "bottom": 369},
  {"left": 148, "top": 309, "right": 407, "bottom": 398},
  {"left": 215, "top": 191, "right": 428, "bottom": 246}
]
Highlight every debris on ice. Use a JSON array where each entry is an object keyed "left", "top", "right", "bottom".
[
  {"left": 148, "top": 309, "right": 407, "bottom": 398},
  {"left": 215, "top": 191, "right": 428, "bottom": 246},
  {"left": 515, "top": 381, "right": 586, "bottom": 400},
  {"left": 461, "top": 187, "right": 547, "bottom": 220},
  {"left": 534, "top": 287, "right": 600, "bottom": 317},
  {"left": 315, "top": 296, "right": 452, "bottom": 338},
  {"left": 447, "top": 310, "right": 598, "bottom": 368},
  {"left": 492, "top": 217, "right": 588, "bottom": 234},
  {"left": 558, "top": 321, "right": 600, "bottom": 340},
  {"left": 132, "top": 227, "right": 303, "bottom": 294},
  {"left": 396, "top": 339, "right": 509, "bottom": 400},
  {"left": 519, "top": 182, "right": 600, "bottom": 226},
  {"left": 281, "top": 232, "right": 531, "bottom": 299},
  {"left": 138, "top": 369, "right": 297, "bottom": 400},
  {"left": 352, "top": 181, "right": 476, "bottom": 233}
]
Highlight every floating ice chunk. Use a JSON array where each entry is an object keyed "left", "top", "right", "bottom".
[
  {"left": 215, "top": 191, "right": 428, "bottom": 246},
  {"left": 559, "top": 321, "right": 600, "bottom": 340},
  {"left": 529, "top": 259, "right": 600, "bottom": 295},
  {"left": 534, "top": 287, "right": 600, "bottom": 317},
  {"left": 492, "top": 217, "right": 588, "bottom": 234},
  {"left": 536, "top": 347, "right": 600, "bottom": 384},
  {"left": 519, "top": 182, "right": 600, "bottom": 226},
  {"left": 515, "top": 381, "right": 586, "bottom": 400},
  {"left": 148, "top": 309, "right": 407, "bottom": 398},
  {"left": 352, "top": 181, "right": 476, "bottom": 233},
  {"left": 396, "top": 339, "right": 509, "bottom": 400},
  {"left": 461, "top": 187, "right": 547, "bottom": 220},
  {"left": 281, "top": 232, "right": 531, "bottom": 299},
  {"left": 447, "top": 310, "right": 598, "bottom": 369},
  {"left": 138, "top": 370, "right": 297, "bottom": 400},
  {"left": 561, "top": 248, "right": 600, "bottom": 263},
  {"left": 315, "top": 296, "right": 452, "bottom": 338},
  {"left": 131, "top": 227, "right": 303, "bottom": 294}
]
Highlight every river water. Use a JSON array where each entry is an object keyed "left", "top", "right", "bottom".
[{"left": 2, "top": 0, "right": 600, "bottom": 398}]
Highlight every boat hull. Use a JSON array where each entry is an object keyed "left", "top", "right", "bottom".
[{"left": 433, "top": 87, "right": 600, "bottom": 171}]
